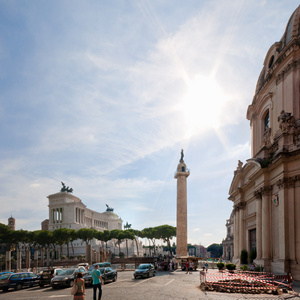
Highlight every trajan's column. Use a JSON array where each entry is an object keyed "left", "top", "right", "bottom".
[{"left": 174, "top": 149, "right": 190, "bottom": 257}]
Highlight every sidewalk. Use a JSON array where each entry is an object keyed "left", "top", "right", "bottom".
[{"left": 292, "top": 280, "right": 300, "bottom": 293}]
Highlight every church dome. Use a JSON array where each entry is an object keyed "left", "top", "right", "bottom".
[
  {"left": 280, "top": 5, "right": 300, "bottom": 47},
  {"left": 253, "top": 5, "right": 300, "bottom": 98}
]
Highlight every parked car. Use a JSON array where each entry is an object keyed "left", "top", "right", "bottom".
[
  {"left": 87, "top": 262, "right": 111, "bottom": 273},
  {"left": 50, "top": 267, "right": 86, "bottom": 288},
  {"left": 0, "top": 273, "right": 12, "bottom": 292},
  {"left": 0, "top": 272, "right": 40, "bottom": 291},
  {"left": 78, "top": 263, "right": 89, "bottom": 269},
  {"left": 84, "top": 267, "right": 117, "bottom": 286},
  {"left": 0, "top": 272, "right": 13, "bottom": 276},
  {"left": 39, "top": 268, "right": 64, "bottom": 287},
  {"left": 133, "top": 264, "right": 155, "bottom": 279}
]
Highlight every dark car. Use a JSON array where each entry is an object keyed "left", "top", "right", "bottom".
[
  {"left": 50, "top": 267, "right": 86, "bottom": 289},
  {"left": 87, "top": 262, "right": 111, "bottom": 273},
  {"left": 0, "top": 272, "right": 13, "bottom": 276},
  {"left": 84, "top": 267, "right": 117, "bottom": 286},
  {"left": 0, "top": 272, "right": 40, "bottom": 291},
  {"left": 39, "top": 268, "right": 64, "bottom": 287},
  {"left": 134, "top": 264, "right": 155, "bottom": 279}
]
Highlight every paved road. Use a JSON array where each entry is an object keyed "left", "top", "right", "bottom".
[{"left": 0, "top": 270, "right": 297, "bottom": 299}]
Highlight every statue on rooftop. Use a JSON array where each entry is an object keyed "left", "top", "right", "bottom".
[
  {"left": 124, "top": 221, "right": 132, "bottom": 229},
  {"left": 60, "top": 182, "right": 73, "bottom": 193},
  {"left": 106, "top": 204, "right": 114, "bottom": 212}
]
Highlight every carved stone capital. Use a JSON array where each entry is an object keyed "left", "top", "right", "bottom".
[
  {"left": 254, "top": 186, "right": 272, "bottom": 198},
  {"left": 233, "top": 201, "right": 246, "bottom": 212},
  {"left": 276, "top": 176, "right": 299, "bottom": 189}
]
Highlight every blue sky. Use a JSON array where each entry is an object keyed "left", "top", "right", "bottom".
[{"left": 0, "top": 0, "right": 299, "bottom": 247}]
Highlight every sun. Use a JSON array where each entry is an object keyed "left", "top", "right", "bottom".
[{"left": 179, "top": 74, "right": 226, "bottom": 138}]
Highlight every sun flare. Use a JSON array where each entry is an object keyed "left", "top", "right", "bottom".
[{"left": 180, "top": 74, "right": 226, "bottom": 138}]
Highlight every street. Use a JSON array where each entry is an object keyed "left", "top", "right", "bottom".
[{"left": 0, "top": 270, "right": 295, "bottom": 299}]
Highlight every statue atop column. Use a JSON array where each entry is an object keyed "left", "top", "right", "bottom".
[{"left": 180, "top": 149, "right": 184, "bottom": 162}]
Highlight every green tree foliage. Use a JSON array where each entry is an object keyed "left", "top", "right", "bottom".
[
  {"left": 207, "top": 243, "right": 223, "bottom": 258},
  {"left": 77, "top": 228, "right": 97, "bottom": 245},
  {"left": 156, "top": 225, "right": 176, "bottom": 256}
]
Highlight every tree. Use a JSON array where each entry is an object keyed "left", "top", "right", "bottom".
[
  {"left": 53, "top": 228, "right": 73, "bottom": 258},
  {"left": 141, "top": 228, "right": 155, "bottom": 256},
  {"left": 207, "top": 243, "right": 223, "bottom": 258},
  {"left": 156, "top": 225, "right": 176, "bottom": 256},
  {"left": 102, "top": 230, "right": 111, "bottom": 251},
  {"left": 110, "top": 229, "right": 126, "bottom": 256},
  {"left": 77, "top": 228, "right": 97, "bottom": 245},
  {"left": 127, "top": 229, "right": 141, "bottom": 257},
  {"left": 69, "top": 229, "right": 78, "bottom": 258},
  {"left": 123, "top": 230, "right": 135, "bottom": 257}
]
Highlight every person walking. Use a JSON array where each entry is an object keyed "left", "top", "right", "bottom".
[
  {"left": 185, "top": 261, "right": 189, "bottom": 274},
  {"left": 73, "top": 272, "right": 85, "bottom": 300},
  {"left": 205, "top": 262, "right": 208, "bottom": 272},
  {"left": 92, "top": 265, "right": 104, "bottom": 300}
]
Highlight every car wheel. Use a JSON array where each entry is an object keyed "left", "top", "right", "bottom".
[
  {"left": 153, "top": 272, "right": 155, "bottom": 277},
  {"left": 15, "top": 283, "right": 22, "bottom": 290},
  {"left": 113, "top": 275, "right": 117, "bottom": 282},
  {"left": 2, "top": 287, "right": 8, "bottom": 292},
  {"left": 147, "top": 272, "right": 150, "bottom": 278},
  {"left": 39, "top": 284, "right": 44, "bottom": 287},
  {"left": 69, "top": 280, "right": 74, "bottom": 287},
  {"left": 134, "top": 275, "right": 137, "bottom": 279}
]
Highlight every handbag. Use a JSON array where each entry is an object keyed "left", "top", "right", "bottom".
[{"left": 71, "top": 281, "right": 78, "bottom": 295}]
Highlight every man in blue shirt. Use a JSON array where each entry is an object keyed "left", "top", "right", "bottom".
[{"left": 92, "top": 264, "right": 104, "bottom": 300}]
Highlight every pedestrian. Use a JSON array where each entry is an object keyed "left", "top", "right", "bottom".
[
  {"left": 185, "top": 261, "right": 189, "bottom": 274},
  {"left": 188, "top": 262, "right": 192, "bottom": 274},
  {"left": 92, "top": 265, "right": 104, "bottom": 300},
  {"left": 205, "top": 262, "right": 208, "bottom": 272},
  {"left": 202, "top": 262, "right": 205, "bottom": 271},
  {"left": 169, "top": 261, "right": 173, "bottom": 271},
  {"left": 73, "top": 272, "right": 85, "bottom": 300}
]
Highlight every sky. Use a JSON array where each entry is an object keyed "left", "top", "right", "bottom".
[{"left": 0, "top": 0, "right": 299, "bottom": 248}]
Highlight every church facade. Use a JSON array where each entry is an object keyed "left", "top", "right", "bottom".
[{"left": 229, "top": 5, "right": 300, "bottom": 279}]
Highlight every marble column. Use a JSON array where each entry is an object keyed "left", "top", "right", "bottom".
[
  {"left": 234, "top": 209, "right": 239, "bottom": 259},
  {"left": 6, "top": 251, "right": 11, "bottom": 271},
  {"left": 239, "top": 204, "right": 245, "bottom": 253},
  {"left": 256, "top": 197, "right": 262, "bottom": 259},
  {"left": 174, "top": 156, "right": 190, "bottom": 257},
  {"left": 288, "top": 183, "right": 295, "bottom": 261},
  {"left": 17, "top": 250, "right": 22, "bottom": 271},
  {"left": 262, "top": 190, "right": 271, "bottom": 262},
  {"left": 295, "top": 180, "right": 300, "bottom": 264}
]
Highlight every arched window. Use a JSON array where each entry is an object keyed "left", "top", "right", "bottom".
[{"left": 264, "top": 111, "right": 270, "bottom": 132}]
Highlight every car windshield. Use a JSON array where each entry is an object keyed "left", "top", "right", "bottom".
[
  {"left": 60, "top": 269, "right": 75, "bottom": 275},
  {"left": 137, "top": 265, "right": 149, "bottom": 269},
  {"left": 0, "top": 274, "right": 10, "bottom": 280}
]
